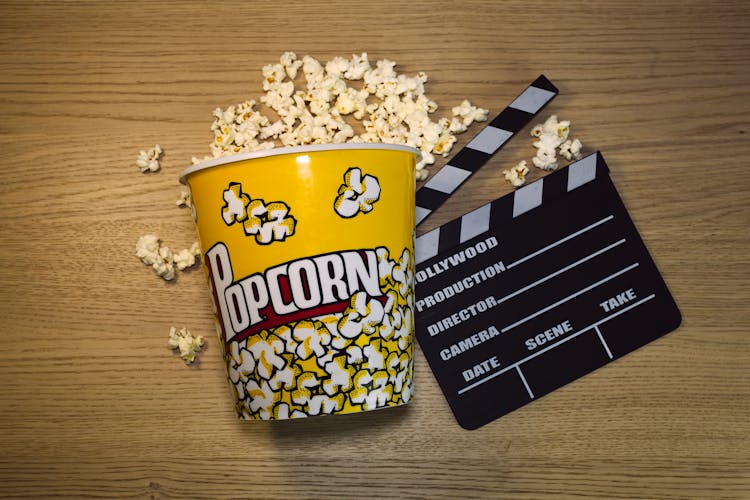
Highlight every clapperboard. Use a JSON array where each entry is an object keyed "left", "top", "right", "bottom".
[{"left": 414, "top": 152, "right": 682, "bottom": 430}]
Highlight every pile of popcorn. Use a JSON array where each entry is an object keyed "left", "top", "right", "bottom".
[
  {"left": 503, "top": 115, "right": 584, "bottom": 187},
  {"left": 226, "top": 247, "right": 414, "bottom": 419},
  {"left": 134, "top": 53, "right": 490, "bottom": 368},
  {"left": 192, "top": 52, "right": 489, "bottom": 181}
]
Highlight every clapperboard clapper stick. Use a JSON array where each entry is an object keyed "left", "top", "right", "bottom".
[
  {"left": 414, "top": 152, "right": 682, "bottom": 430},
  {"left": 416, "top": 75, "right": 558, "bottom": 227}
]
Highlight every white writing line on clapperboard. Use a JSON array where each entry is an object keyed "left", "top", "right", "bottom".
[
  {"left": 437, "top": 238, "right": 626, "bottom": 355},
  {"left": 594, "top": 325, "right": 613, "bottom": 359},
  {"left": 500, "top": 262, "right": 640, "bottom": 333},
  {"left": 515, "top": 366, "right": 534, "bottom": 398},
  {"left": 506, "top": 214, "right": 614, "bottom": 269},
  {"left": 425, "top": 238, "right": 626, "bottom": 336},
  {"left": 424, "top": 217, "right": 623, "bottom": 336},
  {"left": 456, "top": 293, "right": 657, "bottom": 395},
  {"left": 496, "top": 238, "right": 626, "bottom": 307}
]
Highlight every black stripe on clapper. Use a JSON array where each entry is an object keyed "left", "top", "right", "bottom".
[
  {"left": 415, "top": 75, "right": 559, "bottom": 227},
  {"left": 415, "top": 152, "right": 607, "bottom": 266}
]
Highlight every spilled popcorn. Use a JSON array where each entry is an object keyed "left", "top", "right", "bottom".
[
  {"left": 559, "top": 138, "right": 583, "bottom": 161},
  {"left": 502, "top": 115, "right": 584, "bottom": 188},
  {"left": 135, "top": 234, "right": 175, "bottom": 280},
  {"left": 168, "top": 326, "right": 206, "bottom": 364},
  {"left": 192, "top": 52, "right": 488, "bottom": 182},
  {"left": 503, "top": 160, "right": 529, "bottom": 187},
  {"left": 135, "top": 235, "right": 201, "bottom": 280},
  {"left": 452, "top": 100, "right": 488, "bottom": 132},
  {"left": 173, "top": 241, "right": 201, "bottom": 271},
  {"left": 136, "top": 144, "right": 163, "bottom": 173},
  {"left": 531, "top": 115, "right": 583, "bottom": 170},
  {"left": 176, "top": 189, "right": 192, "bottom": 207}
]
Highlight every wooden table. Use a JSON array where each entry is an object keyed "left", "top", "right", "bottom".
[{"left": 1, "top": 1, "right": 748, "bottom": 498}]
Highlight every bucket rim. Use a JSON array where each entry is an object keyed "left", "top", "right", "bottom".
[{"left": 179, "top": 143, "right": 421, "bottom": 184}]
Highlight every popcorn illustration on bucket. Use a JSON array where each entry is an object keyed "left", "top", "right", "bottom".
[{"left": 180, "top": 144, "right": 418, "bottom": 419}]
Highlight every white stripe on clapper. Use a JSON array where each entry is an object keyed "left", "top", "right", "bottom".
[
  {"left": 415, "top": 206, "right": 432, "bottom": 227},
  {"left": 567, "top": 153, "right": 598, "bottom": 191},
  {"left": 415, "top": 227, "right": 441, "bottom": 264},
  {"left": 512, "top": 178, "right": 544, "bottom": 217},
  {"left": 423, "top": 164, "right": 472, "bottom": 194},
  {"left": 509, "top": 85, "right": 557, "bottom": 114},
  {"left": 465, "top": 126, "right": 513, "bottom": 155},
  {"left": 459, "top": 203, "right": 492, "bottom": 244}
]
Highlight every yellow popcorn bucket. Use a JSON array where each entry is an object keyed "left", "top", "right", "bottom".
[{"left": 180, "top": 144, "right": 419, "bottom": 420}]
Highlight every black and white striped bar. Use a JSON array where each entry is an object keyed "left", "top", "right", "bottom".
[
  {"left": 416, "top": 75, "right": 558, "bottom": 227},
  {"left": 416, "top": 152, "right": 604, "bottom": 265}
]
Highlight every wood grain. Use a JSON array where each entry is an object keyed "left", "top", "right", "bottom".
[{"left": 0, "top": 1, "right": 748, "bottom": 498}]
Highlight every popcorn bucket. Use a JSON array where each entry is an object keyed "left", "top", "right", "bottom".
[{"left": 180, "top": 144, "right": 419, "bottom": 420}]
